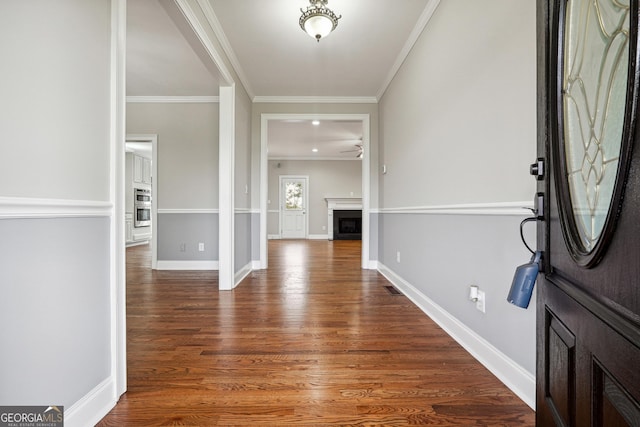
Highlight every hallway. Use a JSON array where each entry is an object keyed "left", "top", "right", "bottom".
[{"left": 98, "top": 240, "right": 534, "bottom": 425}]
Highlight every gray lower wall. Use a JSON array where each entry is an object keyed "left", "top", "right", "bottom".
[
  {"left": 379, "top": 212, "right": 536, "bottom": 373},
  {"left": 234, "top": 212, "right": 252, "bottom": 271},
  {"left": 251, "top": 213, "right": 260, "bottom": 261},
  {"left": 369, "top": 212, "right": 379, "bottom": 262},
  {"left": 157, "top": 213, "right": 218, "bottom": 261},
  {"left": 0, "top": 217, "right": 111, "bottom": 406}
]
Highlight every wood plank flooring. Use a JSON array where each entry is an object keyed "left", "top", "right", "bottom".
[{"left": 97, "top": 240, "right": 534, "bottom": 426}]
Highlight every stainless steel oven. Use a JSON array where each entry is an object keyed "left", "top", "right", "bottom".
[{"left": 134, "top": 188, "right": 151, "bottom": 227}]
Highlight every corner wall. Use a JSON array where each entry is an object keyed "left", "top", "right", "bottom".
[
  {"left": 126, "top": 102, "right": 219, "bottom": 268},
  {"left": 378, "top": 0, "right": 537, "bottom": 407},
  {"left": 0, "top": 1, "right": 117, "bottom": 425}
]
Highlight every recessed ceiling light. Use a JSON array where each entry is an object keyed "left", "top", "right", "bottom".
[
  {"left": 312, "top": 120, "right": 320, "bottom": 126},
  {"left": 312, "top": 148, "right": 319, "bottom": 153}
]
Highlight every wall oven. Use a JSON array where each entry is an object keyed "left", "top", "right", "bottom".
[{"left": 134, "top": 188, "right": 151, "bottom": 227}]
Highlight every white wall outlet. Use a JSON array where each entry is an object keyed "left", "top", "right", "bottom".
[
  {"left": 383, "top": 164, "right": 387, "bottom": 174},
  {"left": 179, "top": 243, "right": 186, "bottom": 252},
  {"left": 322, "top": 225, "right": 326, "bottom": 231},
  {"left": 198, "top": 243, "right": 205, "bottom": 252},
  {"left": 476, "top": 290, "right": 486, "bottom": 313},
  {"left": 396, "top": 251, "right": 401, "bottom": 263},
  {"left": 350, "top": 191, "right": 354, "bottom": 196}
]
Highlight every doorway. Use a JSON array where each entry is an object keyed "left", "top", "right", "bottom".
[
  {"left": 260, "top": 113, "right": 371, "bottom": 270},
  {"left": 125, "top": 134, "right": 158, "bottom": 269}
]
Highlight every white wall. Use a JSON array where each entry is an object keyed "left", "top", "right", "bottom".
[
  {"left": 234, "top": 84, "right": 253, "bottom": 273},
  {"left": 0, "top": 0, "right": 116, "bottom": 423},
  {"left": 378, "top": 0, "right": 537, "bottom": 407},
  {"left": 268, "top": 160, "right": 362, "bottom": 236},
  {"left": 0, "top": 0, "right": 111, "bottom": 201},
  {"left": 380, "top": 0, "right": 536, "bottom": 207},
  {"left": 126, "top": 102, "right": 219, "bottom": 209},
  {"left": 235, "top": 86, "right": 252, "bottom": 210},
  {"left": 127, "top": 102, "right": 219, "bottom": 264}
]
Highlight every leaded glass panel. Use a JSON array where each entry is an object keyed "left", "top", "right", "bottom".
[{"left": 562, "top": 0, "right": 630, "bottom": 251}]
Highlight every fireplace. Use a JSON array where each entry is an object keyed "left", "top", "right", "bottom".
[
  {"left": 325, "top": 197, "right": 362, "bottom": 241},
  {"left": 333, "top": 210, "right": 362, "bottom": 240}
]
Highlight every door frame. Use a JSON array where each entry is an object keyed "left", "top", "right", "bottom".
[
  {"left": 126, "top": 134, "right": 158, "bottom": 269},
  {"left": 260, "top": 113, "right": 371, "bottom": 269},
  {"left": 279, "top": 175, "right": 309, "bottom": 239}
]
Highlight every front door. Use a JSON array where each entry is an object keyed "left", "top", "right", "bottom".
[
  {"left": 537, "top": 0, "right": 640, "bottom": 425},
  {"left": 280, "top": 176, "right": 308, "bottom": 239}
]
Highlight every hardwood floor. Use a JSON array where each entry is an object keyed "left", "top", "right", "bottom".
[{"left": 97, "top": 240, "right": 534, "bottom": 426}]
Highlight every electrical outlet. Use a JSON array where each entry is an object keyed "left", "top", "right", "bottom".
[
  {"left": 179, "top": 243, "right": 186, "bottom": 252},
  {"left": 198, "top": 243, "right": 205, "bottom": 252},
  {"left": 476, "top": 290, "right": 486, "bottom": 313},
  {"left": 322, "top": 225, "right": 326, "bottom": 231},
  {"left": 396, "top": 251, "right": 401, "bottom": 263}
]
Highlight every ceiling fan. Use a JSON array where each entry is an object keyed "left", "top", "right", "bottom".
[{"left": 339, "top": 139, "right": 364, "bottom": 158}]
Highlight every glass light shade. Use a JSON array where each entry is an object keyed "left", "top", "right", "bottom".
[{"left": 303, "top": 14, "right": 334, "bottom": 40}]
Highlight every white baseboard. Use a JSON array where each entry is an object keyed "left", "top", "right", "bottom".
[
  {"left": 308, "top": 234, "right": 329, "bottom": 240},
  {"left": 268, "top": 234, "right": 329, "bottom": 240},
  {"left": 377, "top": 262, "right": 536, "bottom": 410},
  {"left": 366, "top": 260, "right": 378, "bottom": 270},
  {"left": 155, "top": 260, "right": 219, "bottom": 270},
  {"left": 234, "top": 261, "right": 252, "bottom": 287},
  {"left": 64, "top": 377, "right": 116, "bottom": 427}
]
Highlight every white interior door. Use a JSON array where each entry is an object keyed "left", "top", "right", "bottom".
[{"left": 280, "top": 176, "right": 308, "bottom": 239}]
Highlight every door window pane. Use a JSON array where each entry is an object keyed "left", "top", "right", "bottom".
[
  {"left": 562, "top": 0, "right": 629, "bottom": 251},
  {"left": 284, "top": 182, "right": 303, "bottom": 210}
]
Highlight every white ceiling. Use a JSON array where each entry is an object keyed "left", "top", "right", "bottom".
[
  {"left": 208, "top": 0, "right": 432, "bottom": 98},
  {"left": 268, "top": 119, "right": 363, "bottom": 160},
  {"left": 126, "top": 0, "right": 436, "bottom": 158}
]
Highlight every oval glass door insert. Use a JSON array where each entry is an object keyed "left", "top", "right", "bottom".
[{"left": 562, "top": 0, "right": 630, "bottom": 254}]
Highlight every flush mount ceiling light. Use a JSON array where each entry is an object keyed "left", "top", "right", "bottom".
[{"left": 299, "top": 0, "right": 341, "bottom": 42}]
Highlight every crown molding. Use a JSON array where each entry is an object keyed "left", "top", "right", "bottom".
[
  {"left": 253, "top": 96, "right": 378, "bottom": 104},
  {"left": 126, "top": 96, "right": 219, "bottom": 103},
  {"left": 376, "top": 0, "right": 441, "bottom": 100},
  {"left": 196, "top": 0, "right": 255, "bottom": 100}
]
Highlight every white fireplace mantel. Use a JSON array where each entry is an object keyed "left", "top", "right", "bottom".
[{"left": 325, "top": 198, "right": 362, "bottom": 241}]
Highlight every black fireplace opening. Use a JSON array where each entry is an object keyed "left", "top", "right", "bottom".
[{"left": 333, "top": 210, "right": 362, "bottom": 240}]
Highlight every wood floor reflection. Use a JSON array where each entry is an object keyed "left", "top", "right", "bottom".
[{"left": 97, "top": 240, "right": 534, "bottom": 426}]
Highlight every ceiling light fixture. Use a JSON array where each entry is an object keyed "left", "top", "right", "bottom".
[
  {"left": 312, "top": 148, "right": 319, "bottom": 153},
  {"left": 312, "top": 120, "right": 320, "bottom": 125},
  {"left": 299, "top": 0, "right": 341, "bottom": 42}
]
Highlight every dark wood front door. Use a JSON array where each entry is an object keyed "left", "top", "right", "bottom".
[{"left": 537, "top": 0, "right": 640, "bottom": 426}]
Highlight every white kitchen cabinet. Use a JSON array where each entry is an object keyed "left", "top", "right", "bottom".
[
  {"left": 142, "top": 157, "right": 151, "bottom": 184},
  {"left": 132, "top": 226, "right": 151, "bottom": 242},
  {"left": 125, "top": 214, "right": 133, "bottom": 243},
  {"left": 132, "top": 154, "right": 151, "bottom": 185},
  {"left": 133, "top": 155, "right": 143, "bottom": 183}
]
